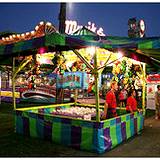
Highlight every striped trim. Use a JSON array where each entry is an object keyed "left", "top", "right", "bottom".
[{"left": 15, "top": 107, "right": 144, "bottom": 153}]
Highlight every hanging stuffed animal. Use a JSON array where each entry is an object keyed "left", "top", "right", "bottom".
[
  {"left": 51, "top": 52, "right": 66, "bottom": 74},
  {"left": 121, "top": 60, "right": 127, "bottom": 74},
  {"left": 123, "top": 77, "right": 129, "bottom": 85},
  {"left": 112, "top": 61, "right": 121, "bottom": 75}
]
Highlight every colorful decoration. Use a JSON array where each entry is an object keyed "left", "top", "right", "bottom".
[
  {"left": 51, "top": 52, "right": 68, "bottom": 75},
  {"left": 56, "top": 71, "right": 88, "bottom": 89},
  {"left": 0, "top": 21, "right": 58, "bottom": 45},
  {"left": 15, "top": 105, "right": 144, "bottom": 153},
  {"left": 28, "top": 75, "right": 36, "bottom": 89},
  {"left": 112, "top": 58, "right": 143, "bottom": 90}
]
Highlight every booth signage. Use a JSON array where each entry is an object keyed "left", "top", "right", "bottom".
[
  {"left": 147, "top": 74, "right": 160, "bottom": 83},
  {"left": 65, "top": 20, "right": 105, "bottom": 36},
  {"left": 56, "top": 72, "right": 88, "bottom": 89}
]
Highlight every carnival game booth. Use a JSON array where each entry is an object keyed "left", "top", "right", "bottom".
[{"left": 1, "top": 21, "right": 160, "bottom": 153}]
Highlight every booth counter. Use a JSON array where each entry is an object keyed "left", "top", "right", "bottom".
[{"left": 15, "top": 103, "right": 144, "bottom": 153}]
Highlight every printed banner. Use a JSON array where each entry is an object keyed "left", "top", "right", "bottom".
[{"left": 56, "top": 72, "right": 88, "bottom": 89}]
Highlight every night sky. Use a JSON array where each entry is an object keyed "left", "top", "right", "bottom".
[{"left": 0, "top": 3, "right": 160, "bottom": 37}]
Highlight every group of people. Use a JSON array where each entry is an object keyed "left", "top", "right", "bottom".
[
  {"left": 102, "top": 81, "right": 160, "bottom": 120},
  {"left": 102, "top": 81, "right": 139, "bottom": 119}
]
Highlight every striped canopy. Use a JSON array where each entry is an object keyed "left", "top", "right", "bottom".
[{"left": 0, "top": 32, "right": 160, "bottom": 72}]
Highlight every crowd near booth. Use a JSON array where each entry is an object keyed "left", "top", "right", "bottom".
[{"left": 1, "top": 21, "right": 160, "bottom": 153}]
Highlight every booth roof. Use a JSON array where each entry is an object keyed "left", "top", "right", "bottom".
[{"left": 0, "top": 32, "right": 160, "bottom": 71}]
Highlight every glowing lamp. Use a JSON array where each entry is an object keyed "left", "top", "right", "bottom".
[
  {"left": 6, "top": 37, "right": 9, "bottom": 41},
  {"left": 12, "top": 35, "right": 16, "bottom": 38},
  {"left": 117, "top": 51, "right": 123, "bottom": 59},
  {"left": 39, "top": 21, "right": 44, "bottom": 25},
  {"left": 17, "top": 34, "right": 20, "bottom": 38},
  {"left": 38, "top": 47, "right": 47, "bottom": 54},
  {"left": 35, "top": 26, "right": 39, "bottom": 31},
  {"left": 86, "top": 47, "right": 96, "bottom": 57},
  {"left": 107, "top": 82, "right": 111, "bottom": 87},
  {"left": 100, "top": 61, "right": 104, "bottom": 66},
  {"left": 38, "top": 57, "right": 47, "bottom": 64},
  {"left": 21, "top": 33, "right": 25, "bottom": 37},
  {"left": 31, "top": 31, "right": 35, "bottom": 35},
  {"left": 2, "top": 37, "right": 5, "bottom": 41},
  {"left": 46, "top": 22, "right": 52, "bottom": 26},
  {"left": 26, "top": 32, "right": 30, "bottom": 36}
]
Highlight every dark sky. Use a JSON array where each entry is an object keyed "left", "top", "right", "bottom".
[{"left": 0, "top": 3, "right": 160, "bottom": 37}]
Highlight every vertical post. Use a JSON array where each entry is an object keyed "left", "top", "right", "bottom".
[
  {"left": 94, "top": 48, "right": 100, "bottom": 122},
  {"left": 58, "top": 3, "right": 66, "bottom": 103},
  {"left": 61, "top": 74, "right": 64, "bottom": 103},
  {"left": 12, "top": 57, "right": 16, "bottom": 110},
  {"left": 142, "top": 63, "right": 146, "bottom": 113},
  {"left": 59, "top": 3, "right": 66, "bottom": 34},
  {"left": 74, "top": 89, "right": 78, "bottom": 103},
  {"left": 0, "top": 71, "right": 1, "bottom": 104},
  {"left": 7, "top": 70, "right": 10, "bottom": 88}
]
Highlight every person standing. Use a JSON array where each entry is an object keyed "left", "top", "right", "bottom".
[
  {"left": 119, "top": 87, "right": 128, "bottom": 107},
  {"left": 155, "top": 85, "right": 160, "bottom": 120},
  {"left": 102, "top": 81, "right": 118, "bottom": 119},
  {"left": 126, "top": 89, "right": 137, "bottom": 113}
]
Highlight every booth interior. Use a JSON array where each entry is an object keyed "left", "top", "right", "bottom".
[{"left": 1, "top": 22, "right": 160, "bottom": 153}]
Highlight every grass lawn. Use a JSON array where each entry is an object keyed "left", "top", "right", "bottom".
[
  {"left": 0, "top": 102, "right": 80, "bottom": 157},
  {"left": 0, "top": 102, "right": 155, "bottom": 157},
  {"left": 0, "top": 102, "right": 98, "bottom": 157}
]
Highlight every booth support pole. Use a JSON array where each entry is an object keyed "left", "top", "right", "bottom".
[
  {"left": 12, "top": 57, "right": 16, "bottom": 110},
  {"left": 0, "top": 71, "right": 1, "bottom": 104},
  {"left": 12, "top": 56, "right": 32, "bottom": 109},
  {"left": 95, "top": 72, "right": 100, "bottom": 122},
  {"left": 14, "top": 56, "right": 32, "bottom": 76},
  {"left": 142, "top": 63, "right": 146, "bottom": 112},
  {"left": 94, "top": 48, "right": 100, "bottom": 122},
  {"left": 74, "top": 89, "right": 78, "bottom": 103}
]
